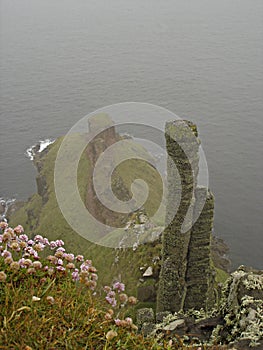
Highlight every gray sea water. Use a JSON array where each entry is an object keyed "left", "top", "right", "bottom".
[{"left": 0, "top": 0, "right": 262, "bottom": 268}]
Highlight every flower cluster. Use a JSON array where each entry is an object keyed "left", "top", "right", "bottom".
[
  {"left": 103, "top": 281, "right": 138, "bottom": 329},
  {"left": 104, "top": 281, "right": 137, "bottom": 308},
  {"left": 0, "top": 222, "right": 97, "bottom": 290},
  {"left": 114, "top": 316, "right": 138, "bottom": 330}
]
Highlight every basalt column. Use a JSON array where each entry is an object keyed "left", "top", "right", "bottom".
[{"left": 157, "top": 120, "right": 200, "bottom": 313}]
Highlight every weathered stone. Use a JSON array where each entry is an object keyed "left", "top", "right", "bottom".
[
  {"left": 156, "top": 311, "right": 170, "bottom": 323},
  {"left": 141, "top": 322, "right": 155, "bottom": 336},
  {"left": 213, "top": 266, "right": 263, "bottom": 348},
  {"left": 136, "top": 308, "right": 155, "bottom": 331},
  {"left": 184, "top": 187, "right": 216, "bottom": 310},
  {"left": 157, "top": 120, "right": 215, "bottom": 313},
  {"left": 163, "top": 319, "right": 185, "bottom": 331},
  {"left": 143, "top": 266, "right": 153, "bottom": 277}
]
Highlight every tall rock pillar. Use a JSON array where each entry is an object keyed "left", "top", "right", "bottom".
[
  {"left": 157, "top": 120, "right": 215, "bottom": 313},
  {"left": 157, "top": 120, "right": 200, "bottom": 313},
  {"left": 184, "top": 187, "right": 215, "bottom": 310}
]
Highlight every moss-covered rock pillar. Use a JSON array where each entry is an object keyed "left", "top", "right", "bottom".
[
  {"left": 184, "top": 187, "right": 215, "bottom": 310},
  {"left": 157, "top": 120, "right": 200, "bottom": 313}
]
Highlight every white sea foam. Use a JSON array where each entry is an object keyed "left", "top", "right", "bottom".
[
  {"left": 0, "top": 197, "right": 16, "bottom": 221},
  {"left": 25, "top": 139, "right": 55, "bottom": 160}
]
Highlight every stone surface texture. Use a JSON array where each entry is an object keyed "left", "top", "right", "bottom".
[{"left": 157, "top": 120, "right": 215, "bottom": 313}]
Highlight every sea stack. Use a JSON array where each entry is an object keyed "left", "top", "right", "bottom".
[{"left": 157, "top": 120, "right": 215, "bottom": 313}]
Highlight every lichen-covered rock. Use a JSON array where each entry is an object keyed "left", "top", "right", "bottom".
[
  {"left": 136, "top": 308, "right": 155, "bottom": 326},
  {"left": 136, "top": 308, "right": 155, "bottom": 336},
  {"left": 184, "top": 187, "right": 216, "bottom": 310},
  {"left": 212, "top": 266, "right": 263, "bottom": 348},
  {"left": 163, "top": 319, "right": 185, "bottom": 331},
  {"left": 157, "top": 120, "right": 215, "bottom": 313}
]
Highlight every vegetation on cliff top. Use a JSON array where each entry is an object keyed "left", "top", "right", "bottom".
[{"left": 0, "top": 223, "right": 228, "bottom": 349}]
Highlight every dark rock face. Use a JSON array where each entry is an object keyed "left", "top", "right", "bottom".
[
  {"left": 36, "top": 174, "right": 48, "bottom": 204},
  {"left": 137, "top": 279, "right": 157, "bottom": 302},
  {"left": 211, "top": 236, "right": 231, "bottom": 272},
  {"left": 85, "top": 114, "right": 130, "bottom": 228},
  {"left": 157, "top": 120, "right": 215, "bottom": 313}
]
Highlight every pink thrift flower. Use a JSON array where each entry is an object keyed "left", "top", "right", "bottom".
[
  {"left": 10, "top": 242, "right": 20, "bottom": 252},
  {"left": 18, "top": 258, "right": 26, "bottom": 267},
  {"left": 105, "top": 296, "right": 117, "bottom": 307},
  {"left": 34, "top": 243, "right": 45, "bottom": 252},
  {"left": 1, "top": 250, "right": 11, "bottom": 258},
  {"left": 10, "top": 261, "right": 20, "bottom": 271},
  {"left": 108, "top": 290, "right": 116, "bottom": 298},
  {"left": 43, "top": 238, "right": 49, "bottom": 245},
  {"left": 91, "top": 273, "right": 98, "bottom": 281},
  {"left": 19, "top": 234, "right": 28, "bottom": 242},
  {"left": 14, "top": 225, "right": 24, "bottom": 234},
  {"left": 113, "top": 281, "right": 125, "bottom": 293},
  {"left": 66, "top": 262, "right": 75, "bottom": 269},
  {"left": 0, "top": 222, "right": 8, "bottom": 230},
  {"left": 64, "top": 253, "right": 74, "bottom": 262},
  {"left": 114, "top": 319, "right": 122, "bottom": 326},
  {"left": 76, "top": 255, "right": 84, "bottom": 262},
  {"left": 55, "top": 250, "right": 64, "bottom": 258},
  {"left": 72, "top": 269, "right": 79, "bottom": 281},
  {"left": 56, "top": 247, "right": 65, "bottom": 252},
  {"left": 119, "top": 293, "right": 128, "bottom": 304},
  {"left": 88, "top": 266, "right": 97, "bottom": 273},
  {"left": 33, "top": 253, "right": 40, "bottom": 260},
  {"left": 103, "top": 286, "right": 111, "bottom": 293},
  {"left": 50, "top": 241, "right": 57, "bottom": 249},
  {"left": 57, "top": 258, "right": 63, "bottom": 266},
  {"left": 48, "top": 267, "right": 55, "bottom": 275},
  {"left": 32, "top": 261, "right": 42, "bottom": 269},
  {"left": 80, "top": 263, "right": 89, "bottom": 272},
  {"left": 34, "top": 234, "right": 44, "bottom": 243},
  {"left": 56, "top": 266, "right": 65, "bottom": 272},
  {"left": 55, "top": 239, "right": 64, "bottom": 247},
  {"left": 125, "top": 317, "right": 133, "bottom": 325}
]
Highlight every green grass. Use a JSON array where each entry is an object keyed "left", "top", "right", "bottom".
[
  {"left": 215, "top": 267, "right": 229, "bottom": 284},
  {"left": 0, "top": 225, "right": 228, "bottom": 350}
]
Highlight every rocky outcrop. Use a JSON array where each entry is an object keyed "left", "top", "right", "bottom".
[
  {"left": 145, "top": 266, "right": 263, "bottom": 348},
  {"left": 36, "top": 174, "right": 48, "bottom": 204},
  {"left": 85, "top": 114, "right": 130, "bottom": 228},
  {"left": 212, "top": 266, "right": 263, "bottom": 349}
]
